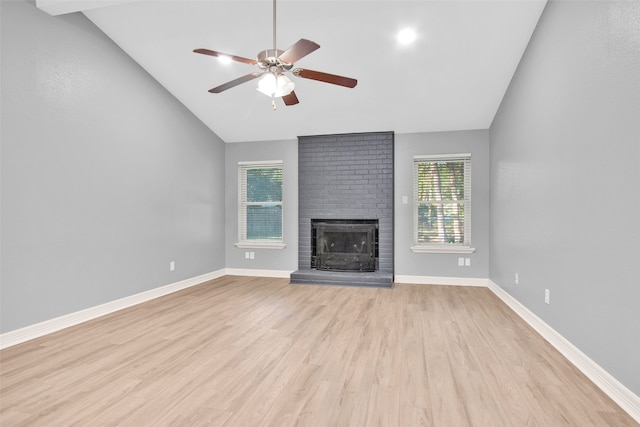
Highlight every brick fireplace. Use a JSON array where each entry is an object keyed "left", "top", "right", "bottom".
[{"left": 290, "top": 131, "right": 394, "bottom": 287}]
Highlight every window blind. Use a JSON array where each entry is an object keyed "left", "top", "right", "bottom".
[
  {"left": 413, "top": 155, "right": 471, "bottom": 247},
  {"left": 238, "top": 161, "right": 283, "bottom": 243}
]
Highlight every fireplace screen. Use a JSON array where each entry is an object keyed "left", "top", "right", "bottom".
[{"left": 312, "top": 220, "right": 378, "bottom": 272}]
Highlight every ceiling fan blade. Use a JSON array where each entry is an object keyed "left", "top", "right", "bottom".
[
  {"left": 209, "top": 73, "right": 262, "bottom": 93},
  {"left": 193, "top": 48, "right": 257, "bottom": 65},
  {"left": 282, "top": 91, "right": 299, "bottom": 106},
  {"left": 293, "top": 69, "right": 358, "bottom": 88},
  {"left": 278, "top": 39, "right": 320, "bottom": 64}
]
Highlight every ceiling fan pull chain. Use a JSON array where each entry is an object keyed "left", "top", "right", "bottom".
[{"left": 272, "top": 96, "right": 277, "bottom": 111}]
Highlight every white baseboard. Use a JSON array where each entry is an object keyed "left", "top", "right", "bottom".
[
  {"left": 0, "top": 269, "right": 226, "bottom": 350},
  {"left": 394, "top": 274, "right": 488, "bottom": 287},
  {"left": 225, "top": 268, "right": 293, "bottom": 278},
  {"left": 487, "top": 280, "right": 640, "bottom": 424}
]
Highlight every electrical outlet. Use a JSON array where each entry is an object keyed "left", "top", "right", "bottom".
[
  {"left": 245, "top": 252, "right": 250, "bottom": 259},
  {"left": 249, "top": 251, "right": 255, "bottom": 260},
  {"left": 465, "top": 258, "right": 471, "bottom": 266},
  {"left": 169, "top": 261, "right": 175, "bottom": 271},
  {"left": 515, "top": 273, "right": 519, "bottom": 285},
  {"left": 458, "top": 257, "right": 465, "bottom": 266},
  {"left": 545, "top": 289, "right": 550, "bottom": 304}
]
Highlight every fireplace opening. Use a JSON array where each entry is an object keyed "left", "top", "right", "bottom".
[{"left": 311, "top": 219, "right": 378, "bottom": 272}]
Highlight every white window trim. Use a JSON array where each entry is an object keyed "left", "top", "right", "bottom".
[
  {"left": 238, "top": 160, "right": 283, "bottom": 166},
  {"left": 234, "top": 242, "right": 286, "bottom": 250},
  {"left": 412, "top": 153, "right": 473, "bottom": 254},
  {"left": 410, "top": 245, "right": 475, "bottom": 254},
  {"left": 237, "top": 160, "right": 285, "bottom": 250}
]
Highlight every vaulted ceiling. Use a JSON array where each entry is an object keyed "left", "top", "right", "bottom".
[{"left": 37, "top": 0, "right": 547, "bottom": 143}]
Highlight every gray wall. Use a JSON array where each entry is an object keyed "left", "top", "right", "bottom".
[
  {"left": 395, "top": 130, "right": 490, "bottom": 278},
  {"left": 226, "top": 130, "right": 491, "bottom": 279},
  {"left": 490, "top": 0, "right": 640, "bottom": 395},
  {"left": 1, "top": 1, "right": 226, "bottom": 333},
  {"left": 225, "top": 139, "right": 298, "bottom": 271}
]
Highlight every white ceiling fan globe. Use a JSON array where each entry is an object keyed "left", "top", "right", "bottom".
[{"left": 257, "top": 73, "right": 295, "bottom": 97}]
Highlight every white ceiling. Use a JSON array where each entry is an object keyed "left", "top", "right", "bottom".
[{"left": 38, "top": 0, "right": 547, "bottom": 143}]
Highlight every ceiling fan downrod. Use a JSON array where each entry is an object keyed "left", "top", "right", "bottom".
[{"left": 272, "top": 0, "right": 277, "bottom": 50}]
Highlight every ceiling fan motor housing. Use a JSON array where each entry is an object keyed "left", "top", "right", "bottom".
[{"left": 258, "top": 49, "right": 289, "bottom": 68}]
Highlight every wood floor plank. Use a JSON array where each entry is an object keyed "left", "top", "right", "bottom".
[{"left": 1, "top": 278, "right": 637, "bottom": 426}]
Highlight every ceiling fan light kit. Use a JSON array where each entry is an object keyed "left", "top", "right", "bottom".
[
  {"left": 257, "top": 73, "right": 295, "bottom": 98},
  {"left": 193, "top": 0, "right": 357, "bottom": 109}
]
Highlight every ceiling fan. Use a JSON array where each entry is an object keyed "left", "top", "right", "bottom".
[{"left": 193, "top": 0, "right": 357, "bottom": 109}]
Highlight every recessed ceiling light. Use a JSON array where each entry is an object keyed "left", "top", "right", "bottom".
[
  {"left": 397, "top": 28, "right": 417, "bottom": 45},
  {"left": 218, "top": 55, "right": 232, "bottom": 65}
]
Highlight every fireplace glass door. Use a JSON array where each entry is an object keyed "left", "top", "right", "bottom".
[{"left": 312, "top": 221, "right": 377, "bottom": 272}]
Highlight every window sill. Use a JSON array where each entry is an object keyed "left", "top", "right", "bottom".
[
  {"left": 235, "top": 242, "right": 286, "bottom": 250},
  {"left": 410, "top": 246, "right": 476, "bottom": 254}
]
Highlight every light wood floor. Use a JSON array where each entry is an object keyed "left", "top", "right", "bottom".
[{"left": 1, "top": 276, "right": 637, "bottom": 426}]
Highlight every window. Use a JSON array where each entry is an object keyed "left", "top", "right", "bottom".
[
  {"left": 412, "top": 154, "right": 474, "bottom": 253},
  {"left": 236, "top": 161, "right": 285, "bottom": 249}
]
